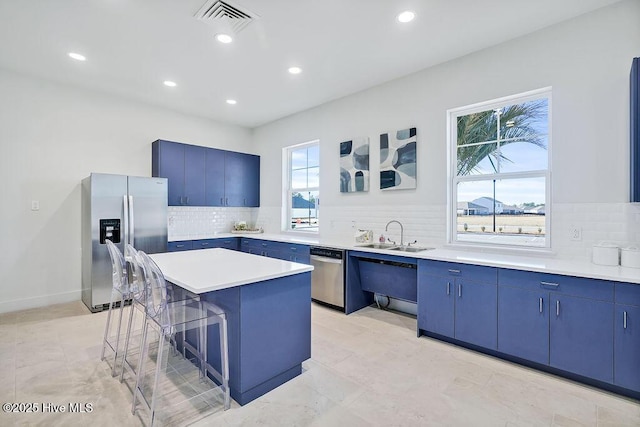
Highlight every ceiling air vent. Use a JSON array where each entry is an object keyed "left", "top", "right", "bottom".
[{"left": 194, "top": 0, "right": 258, "bottom": 33}]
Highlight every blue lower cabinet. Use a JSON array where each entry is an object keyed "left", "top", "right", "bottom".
[
  {"left": 282, "top": 244, "right": 310, "bottom": 264},
  {"left": 169, "top": 238, "right": 239, "bottom": 252},
  {"left": 239, "top": 239, "right": 310, "bottom": 264},
  {"left": 455, "top": 279, "right": 497, "bottom": 349},
  {"left": 418, "top": 273, "right": 455, "bottom": 338},
  {"left": 614, "top": 283, "right": 640, "bottom": 392},
  {"left": 201, "top": 272, "right": 311, "bottom": 405},
  {"left": 168, "top": 240, "right": 193, "bottom": 252},
  {"left": 418, "top": 260, "right": 497, "bottom": 349},
  {"left": 497, "top": 285, "right": 549, "bottom": 364},
  {"left": 549, "top": 294, "right": 614, "bottom": 383},
  {"left": 614, "top": 304, "right": 640, "bottom": 391}
]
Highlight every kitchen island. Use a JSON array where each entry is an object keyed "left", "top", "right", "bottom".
[{"left": 149, "top": 248, "right": 313, "bottom": 405}]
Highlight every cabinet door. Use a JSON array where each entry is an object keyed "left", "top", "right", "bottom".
[
  {"left": 224, "top": 151, "right": 245, "bottom": 206},
  {"left": 242, "top": 153, "right": 260, "bottom": 207},
  {"left": 498, "top": 286, "right": 549, "bottom": 364},
  {"left": 550, "top": 295, "right": 614, "bottom": 383},
  {"left": 455, "top": 280, "right": 497, "bottom": 349},
  {"left": 167, "top": 240, "right": 192, "bottom": 252},
  {"left": 420, "top": 275, "right": 455, "bottom": 338},
  {"left": 614, "top": 304, "right": 640, "bottom": 391},
  {"left": 205, "top": 148, "right": 226, "bottom": 206},
  {"left": 153, "top": 140, "right": 185, "bottom": 206},
  {"left": 183, "top": 144, "right": 206, "bottom": 206}
]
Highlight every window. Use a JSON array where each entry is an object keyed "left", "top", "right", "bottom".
[
  {"left": 448, "top": 88, "right": 551, "bottom": 248},
  {"left": 285, "top": 141, "right": 319, "bottom": 232}
]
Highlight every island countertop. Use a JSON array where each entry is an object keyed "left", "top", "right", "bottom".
[{"left": 149, "top": 248, "right": 314, "bottom": 294}]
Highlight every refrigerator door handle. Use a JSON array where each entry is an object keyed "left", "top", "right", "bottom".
[
  {"left": 128, "top": 195, "right": 135, "bottom": 247},
  {"left": 123, "top": 194, "right": 129, "bottom": 249}
]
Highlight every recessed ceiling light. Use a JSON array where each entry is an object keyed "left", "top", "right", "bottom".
[
  {"left": 397, "top": 11, "right": 416, "bottom": 23},
  {"left": 288, "top": 66, "right": 302, "bottom": 75},
  {"left": 215, "top": 33, "right": 233, "bottom": 44},
  {"left": 163, "top": 80, "right": 177, "bottom": 87},
  {"left": 68, "top": 52, "right": 86, "bottom": 61},
  {"left": 226, "top": 99, "right": 237, "bottom": 105}
]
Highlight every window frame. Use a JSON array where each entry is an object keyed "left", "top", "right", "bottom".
[
  {"left": 446, "top": 87, "right": 552, "bottom": 250},
  {"left": 283, "top": 140, "right": 320, "bottom": 234}
]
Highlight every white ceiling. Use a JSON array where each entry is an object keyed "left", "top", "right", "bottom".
[{"left": 0, "top": 0, "right": 624, "bottom": 128}]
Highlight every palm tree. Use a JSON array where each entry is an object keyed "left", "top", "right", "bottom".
[{"left": 457, "top": 100, "right": 547, "bottom": 176}]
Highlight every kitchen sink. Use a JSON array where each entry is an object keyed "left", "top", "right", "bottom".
[
  {"left": 356, "top": 243, "right": 399, "bottom": 250},
  {"left": 391, "top": 246, "right": 435, "bottom": 253}
]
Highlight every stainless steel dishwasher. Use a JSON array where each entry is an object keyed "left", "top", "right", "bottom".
[{"left": 310, "top": 247, "right": 345, "bottom": 310}]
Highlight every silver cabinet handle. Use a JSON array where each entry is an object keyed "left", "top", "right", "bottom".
[
  {"left": 448, "top": 269, "right": 461, "bottom": 274},
  {"left": 176, "top": 244, "right": 185, "bottom": 248},
  {"left": 446, "top": 282, "right": 450, "bottom": 296},
  {"left": 624, "top": 311, "right": 628, "bottom": 329},
  {"left": 185, "top": 196, "right": 189, "bottom": 204},
  {"left": 220, "top": 197, "right": 223, "bottom": 205},
  {"left": 541, "top": 281, "right": 559, "bottom": 288},
  {"left": 458, "top": 284, "right": 462, "bottom": 297},
  {"left": 556, "top": 300, "right": 560, "bottom": 316},
  {"left": 539, "top": 297, "right": 543, "bottom": 313},
  {"left": 226, "top": 197, "right": 229, "bottom": 205}
]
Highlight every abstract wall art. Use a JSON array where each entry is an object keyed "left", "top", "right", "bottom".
[
  {"left": 340, "top": 137, "right": 369, "bottom": 193},
  {"left": 380, "top": 127, "right": 417, "bottom": 190}
]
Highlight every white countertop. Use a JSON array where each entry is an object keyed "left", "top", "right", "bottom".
[
  {"left": 170, "top": 233, "right": 640, "bottom": 285},
  {"left": 149, "top": 248, "right": 314, "bottom": 294}
]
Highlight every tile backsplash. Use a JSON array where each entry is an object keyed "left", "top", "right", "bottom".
[
  {"left": 168, "top": 206, "right": 258, "bottom": 240},
  {"left": 171, "top": 202, "right": 640, "bottom": 262}
]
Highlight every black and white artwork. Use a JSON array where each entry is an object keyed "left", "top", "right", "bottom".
[
  {"left": 380, "top": 127, "right": 417, "bottom": 190},
  {"left": 340, "top": 137, "right": 369, "bottom": 193}
]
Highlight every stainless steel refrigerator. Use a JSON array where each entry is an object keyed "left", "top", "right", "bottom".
[{"left": 81, "top": 173, "right": 168, "bottom": 312}]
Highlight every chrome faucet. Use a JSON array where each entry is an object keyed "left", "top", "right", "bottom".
[{"left": 385, "top": 220, "right": 404, "bottom": 246}]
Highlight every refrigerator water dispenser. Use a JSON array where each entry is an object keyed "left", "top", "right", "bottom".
[{"left": 99, "top": 218, "right": 121, "bottom": 244}]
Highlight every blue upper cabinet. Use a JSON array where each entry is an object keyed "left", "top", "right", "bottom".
[
  {"left": 184, "top": 144, "right": 206, "bottom": 206},
  {"left": 153, "top": 140, "right": 260, "bottom": 207},
  {"left": 205, "top": 148, "right": 226, "bottom": 206},
  {"left": 631, "top": 57, "right": 639, "bottom": 202},
  {"left": 224, "top": 151, "right": 260, "bottom": 207},
  {"left": 242, "top": 153, "right": 260, "bottom": 207},
  {"left": 153, "top": 139, "right": 205, "bottom": 206},
  {"left": 153, "top": 140, "right": 187, "bottom": 206}
]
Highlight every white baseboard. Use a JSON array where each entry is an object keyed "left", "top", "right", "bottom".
[{"left": 0, "top": 290, "right": 82, "bottom": 314}]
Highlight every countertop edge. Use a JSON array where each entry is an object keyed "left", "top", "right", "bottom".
[{"left": 168, "top": 233, "right": 640, "bottom": 285}]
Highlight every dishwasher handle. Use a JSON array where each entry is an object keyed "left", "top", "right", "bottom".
[{"left": 310, "top": 255, "right": 343, "bottom": 264}]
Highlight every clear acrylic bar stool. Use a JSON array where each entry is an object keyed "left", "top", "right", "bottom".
[
  {"left": 119, "top": 243, "right": 149, "bottom": 383},
  {"left": 101, "top": 239, "right": 130, "bottom": 377},
  {"left": 132, "top": 250, "right": 230, "bottom": 426}
]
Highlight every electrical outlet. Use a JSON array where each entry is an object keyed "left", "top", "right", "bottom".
[
  {"left": 570, "top": 226, "right": 582, "bottom": 241},
  {"left": 31, "top": 200, "right": 40, "bottom": 211}
]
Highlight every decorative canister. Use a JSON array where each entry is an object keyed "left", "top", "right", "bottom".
[
  {"left": 592, "top": 243, "right": 620, "bottom": 266},
  {"left": 621, "top": 246, "right": 640, "bottom": 268}
]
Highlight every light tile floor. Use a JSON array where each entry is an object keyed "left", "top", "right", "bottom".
[{"left": 0, "top": 300, "right": 638, "bottom": 426}]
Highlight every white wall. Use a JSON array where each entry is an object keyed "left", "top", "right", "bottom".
[
  {"left": 0, "top": 69, "right": 252, "bottom": 313},
  {"left": 253, "top": 0, "right": 640, "bottom": 257}
]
